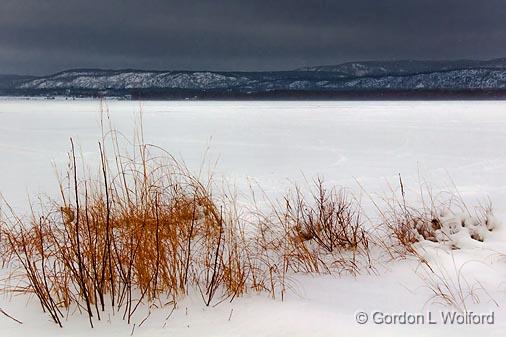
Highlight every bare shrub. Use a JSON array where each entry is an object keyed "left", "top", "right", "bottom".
[{"left": 274, "top": 179, "right": 371, "bottom": 275}]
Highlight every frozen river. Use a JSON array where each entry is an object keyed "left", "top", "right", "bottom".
[{"left": 1, "top": 99, "right": 505, "bottom": 212}]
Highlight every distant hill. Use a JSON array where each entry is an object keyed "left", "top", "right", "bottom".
[
  {"left": 4, "top": 59, "right": 506, "bottom": 99},
  {"left": 296, "top": 59, "right": 506, "bottom": 77}
]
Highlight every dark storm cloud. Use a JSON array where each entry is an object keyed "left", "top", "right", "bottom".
[{"left": 1, "top": 0, "right": 506, "bottom": 74}]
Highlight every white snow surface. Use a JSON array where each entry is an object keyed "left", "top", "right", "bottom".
[{"left": 1, "top": 100, "right": 506, "bottom": 336}]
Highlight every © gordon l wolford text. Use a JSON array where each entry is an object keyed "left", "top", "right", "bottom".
[{"left": 355, "top": 311, "right": 495, "bottom": 325}]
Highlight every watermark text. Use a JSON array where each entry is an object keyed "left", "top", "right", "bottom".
[{"left": 355, "top": 310, "right": 495, "bottom": 325}]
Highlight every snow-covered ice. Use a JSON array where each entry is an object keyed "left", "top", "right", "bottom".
[{"left": 1, "top": 99, "right": 506, "bottom": 336}]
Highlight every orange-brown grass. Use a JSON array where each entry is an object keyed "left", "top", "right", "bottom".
[
  {"left": 0, "top": 118, "right": 373, "bottom": 327},
  {"left": 372, "top": 178, "right": 452, "bottom": 259},
  {"left": 0, "top": 131, "right": 255, "bottom": 326}
]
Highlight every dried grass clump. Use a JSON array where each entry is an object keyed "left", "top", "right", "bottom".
[
  {"left": 379, "top": 177, "right": 499, "bottom": 258},
  {"left": 415, "top": 254, "right": 499, "bottom": 313},
  {"left": 0, "top": 121, "right": 373, "bottom": 327},
  {"left": 0, "top": 132, "right": 261, "bottom": 327}
]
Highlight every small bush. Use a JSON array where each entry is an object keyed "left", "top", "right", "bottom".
[{"left": 272, "top": 179, "right": 371, "bottom": 275}]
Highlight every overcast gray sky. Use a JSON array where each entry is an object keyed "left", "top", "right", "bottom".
[{"left": 2, "top": 0, "right": 506, "bottom": 75}]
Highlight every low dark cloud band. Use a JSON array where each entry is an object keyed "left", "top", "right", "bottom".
[{"left": 1, "top": 0, "right": 506, "bottom": 74}]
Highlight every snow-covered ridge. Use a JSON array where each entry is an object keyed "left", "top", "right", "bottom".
[
  {"left": 19, "top": 71, "right": 251, "bottom": 90},
  {"left": 9, "top": 58, "right": 506, "bottom": 93},
  {"left": 297, "top": 58, "right": 506, "bottom": 76}
]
